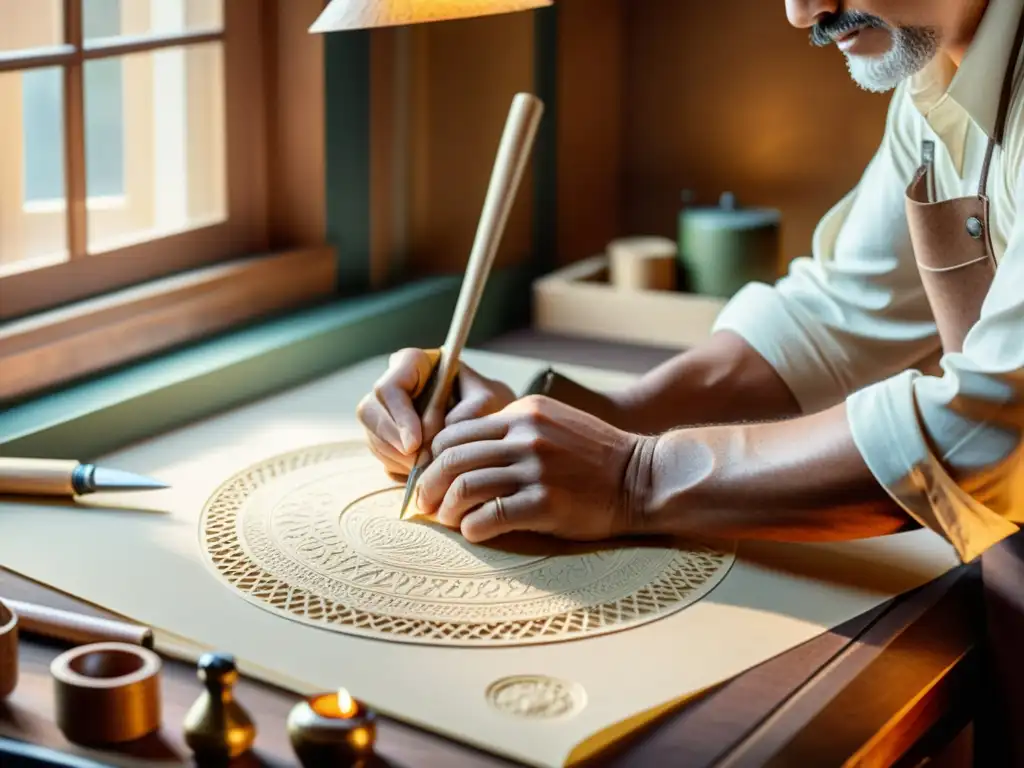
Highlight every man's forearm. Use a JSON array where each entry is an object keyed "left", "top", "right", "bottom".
[
  {"left": 633, "top": 401, "right": 915, "bottom": 542},
  {"left": 543, "top": 331, "right": 804, "bottom": 434}
]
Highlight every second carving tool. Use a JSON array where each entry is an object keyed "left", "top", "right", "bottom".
[
  {"left": 0, "top": 458, "right": 168, "bottom": 497},
  {"left": 398, "top": 92, "right": 544, "bottom": 520},
  {"left": 3, "top": 598, "right": 154, "bottom": 648}
]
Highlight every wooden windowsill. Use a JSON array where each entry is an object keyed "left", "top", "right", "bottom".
[
  {"left": 0, "top": 262, "right": 536, "bottom": 460},
  {"left": 0, "top": 247, "right": 338, "bottom": 405}
]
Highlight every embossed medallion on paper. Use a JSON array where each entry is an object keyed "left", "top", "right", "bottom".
[
  {"left": 486, "top": 675, "right": 587, "bottom": 720},
  {"left": 200, "top": 443, "right": 736, "bottom": 647}
]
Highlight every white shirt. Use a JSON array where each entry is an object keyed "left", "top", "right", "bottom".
[{"left": 712, "top": 0, "right": 1024, "bottom": 562}]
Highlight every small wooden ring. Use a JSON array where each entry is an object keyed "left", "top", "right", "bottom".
[
  {"left": 0, "top": 599, "right": 18, "bottom": 700},
  {"left": 51, "top": 642, "right": 162, "bottom": 745}
]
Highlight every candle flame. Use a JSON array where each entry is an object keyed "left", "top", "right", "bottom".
[{"left": 336, "top": 688, "right": 358, "bottom": 718}]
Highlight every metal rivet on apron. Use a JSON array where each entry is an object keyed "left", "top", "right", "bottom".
[{"left": 966, "top": 216, "right": 984, "bottom": 239}]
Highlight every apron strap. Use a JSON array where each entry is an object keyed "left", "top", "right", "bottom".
[{"left": 979, "top": 6, "right": 1024, "bottom": 196}]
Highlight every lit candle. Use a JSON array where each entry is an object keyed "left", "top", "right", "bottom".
[{"left": 287, "top": 687, "right": 377, "bottom": 767}]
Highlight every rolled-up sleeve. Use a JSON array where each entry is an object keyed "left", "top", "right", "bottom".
[
  {"left": 713, "top": 82, "right": 1024, "bottom": 562},
  {"left": 845, "top": 169, "right": 1024, "bottom": 561}
]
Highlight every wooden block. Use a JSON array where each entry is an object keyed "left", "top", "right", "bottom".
[{"left": 607, "top": 237, "right": 677, "bottom": 291}]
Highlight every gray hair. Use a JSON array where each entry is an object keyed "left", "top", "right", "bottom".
[{"left": 811, "top": 11, "right": 939, "bottom": 93}]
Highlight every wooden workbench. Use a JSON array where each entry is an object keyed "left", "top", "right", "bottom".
[
  {"left": 0, "top": 561, "right": 979, "bottom": 767},
  {"left": 0, "top": 332, "right": 985, "bottom": 767}
]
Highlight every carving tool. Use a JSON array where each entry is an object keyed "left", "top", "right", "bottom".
[
  {"left": 398, "top": 92, "right": 544, "bottom": 520},
  {"left": 0, "top": 457, "right": 168, "bottom": 497},
  {"left": 3, "top": 597, "right": 154, "bottom": 648}
]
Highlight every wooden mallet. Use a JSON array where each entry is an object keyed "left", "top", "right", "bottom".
[{"left": 399, "top": 92, "right": 545, "bottom": 519}]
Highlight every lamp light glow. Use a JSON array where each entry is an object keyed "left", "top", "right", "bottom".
[{"left": 309, "top": 0, "right": 553, "bottom": 32}]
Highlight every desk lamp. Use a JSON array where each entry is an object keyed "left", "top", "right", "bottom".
[{"left": 309, "top": 0, "right": 552, "bottom": 31}]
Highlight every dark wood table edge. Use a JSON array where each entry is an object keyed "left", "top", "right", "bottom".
[
  {"left": 721, "top": 564, "right": 980, "bottom": 767},
  {"left": 1, "top": 559, "right": 979, "bottom": 768},
  {"left": 591, "top": 564, "right": 980, "bottom": 767}
]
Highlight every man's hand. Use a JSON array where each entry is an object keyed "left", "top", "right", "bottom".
[
  {"left": 356, "top": 348, "right": 516, "bottom": 479},
  {"left": 413, "top": 395, "right": 910, "bottom": 548},
  {"left": 415, "top": 395, "right": 657, "bottom": 543}
]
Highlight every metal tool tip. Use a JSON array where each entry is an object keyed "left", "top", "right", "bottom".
[
  {"left": 398, "top": 468, "right": 423, "bottom": 520},
  {"left": 90, "top": 466, "right": 170, "bottom": 493}
]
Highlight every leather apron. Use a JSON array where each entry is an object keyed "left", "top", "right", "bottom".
[{"left": 904, "top": 10, "right": 1024, "bottom": 765}]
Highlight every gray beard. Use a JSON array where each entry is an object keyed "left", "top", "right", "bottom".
[{"left": 842, "top": 27, "right": 940, "bottom": 93}]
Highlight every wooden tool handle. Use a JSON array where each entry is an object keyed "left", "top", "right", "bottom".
[
  {"left": 6, "top": 599, "right": 154, "bottom": 649},
  {"left": 422, "top": 92, "right": 545, "bottom": 427},
  {"left": 0, "top": 458, "right": 78, "bottom": 496}
]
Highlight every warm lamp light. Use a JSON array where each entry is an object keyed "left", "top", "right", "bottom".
[{"left": 309, "top": 0, "right": 553, "bottom": 32}]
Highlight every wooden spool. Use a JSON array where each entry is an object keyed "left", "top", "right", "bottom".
[
  {"left": 607, "top": 237, "right": 678, "bottom": 292},
  {"left": 51, "top": 642, "right": 162, "bottom": 745},
  {"left": 0, "top": 599, "right": 17, "bottom": 700}
]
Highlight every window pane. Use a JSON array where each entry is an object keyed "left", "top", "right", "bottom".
[
  {"left": 84, "top": 0, "right": 223, "bottom": 41},
  {"left": 0, "top": 0, "right": 63, "bottom": 53},
  {"left": 85, "top": 42, "right": 226, "bottom": 253},
  {"left": 23, "top": 69, "right": 65, "bottom": 202},
  {"left": 0, "top": 68, "right": 68, "bottom": 271},
  {"left": 83, "top": 0, "right": 123, "bottom": 40},
  {"left": 85, "top": 58, "right": 125, "bottom": 197}
]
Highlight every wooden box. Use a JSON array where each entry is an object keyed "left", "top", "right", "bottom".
[{"left": 532, "top": 255, "right": 727, "bottom": 349}]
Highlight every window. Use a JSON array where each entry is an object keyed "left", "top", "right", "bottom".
[
  {"left": 24, "top": 0, "right": 126, "bottom": 205},
  {"left": 0, "top": 0, "right": 268, "bottom": 321}
]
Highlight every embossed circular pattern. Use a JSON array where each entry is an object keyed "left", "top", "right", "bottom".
[
  {"left": 199, "top": 442, "right": 736, "bottom": 647},
  {"left": 485, "top": 675, "right": 587, "bottom": 720}
]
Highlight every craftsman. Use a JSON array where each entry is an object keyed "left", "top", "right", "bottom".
[{"left": 360, "top": 0, "right": 1024, "bottom": 754}]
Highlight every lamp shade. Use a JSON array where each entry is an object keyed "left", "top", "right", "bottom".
[{"left": 309, "top": 0, "right": 553, "bottom": 32}]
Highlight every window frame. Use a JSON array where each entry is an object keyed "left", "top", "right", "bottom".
[
  {"left": 9, "top": 0, "right": 221, "bottom": 262},
  {"left": 0, "top": 0, "right": 343, "bottom": 406},
  {"left": 0, "top": 0, "right": 566, "bottom": 408},
  {"left": 0, "top": 0, "right": 270, "bottom": 322}
]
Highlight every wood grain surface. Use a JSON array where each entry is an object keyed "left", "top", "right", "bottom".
[
  {"left": 0, "top": 562, "right": 978, "bottom": 768},
  {"left": 1, "top": 570, "right": 520, "bottom": 768},
  {"left": 0, "top": 333, "right": 984, "bottom": 767}
]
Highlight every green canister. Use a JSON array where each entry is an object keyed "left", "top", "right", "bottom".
[{"left": 677, "top": 192, "right": 781, "bottom": 299}]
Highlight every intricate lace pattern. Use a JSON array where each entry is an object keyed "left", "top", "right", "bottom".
[{"left": 200, "top": 443, "right": 736, "bottom": 647}]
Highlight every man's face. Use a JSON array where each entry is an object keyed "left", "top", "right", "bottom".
[{"left": 786, "top": 1, "right": 949, "bottom": 92}]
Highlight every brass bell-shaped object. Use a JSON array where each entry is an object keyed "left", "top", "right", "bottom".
[{"left": 183, "top": 652, "right": 257, "bottom": 763}]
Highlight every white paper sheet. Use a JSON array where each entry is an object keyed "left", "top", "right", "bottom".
[{"left": 0, "top": 351, "right": 960, "bottom": 767}]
